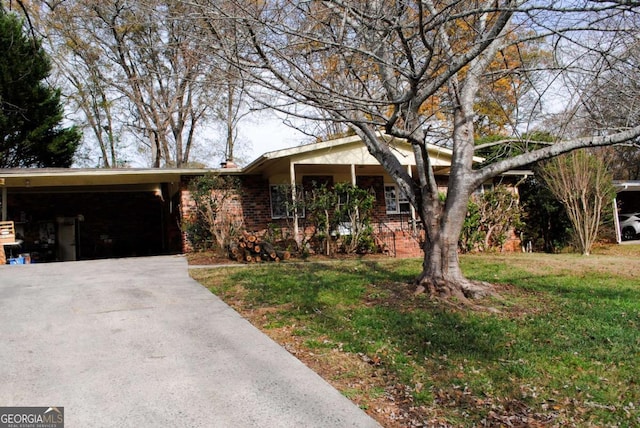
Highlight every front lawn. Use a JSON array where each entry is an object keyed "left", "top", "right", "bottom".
[{"left": 190, "top": 247, "right": 640, "bottom": 427}]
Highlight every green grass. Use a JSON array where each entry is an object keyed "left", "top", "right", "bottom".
[{"left": 191, "top": 252, "right": 640, "bottom": 427}]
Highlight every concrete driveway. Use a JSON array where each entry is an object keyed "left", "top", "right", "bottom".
[{"left": 0, "top": 256, "right": 380, "bottom": 427}]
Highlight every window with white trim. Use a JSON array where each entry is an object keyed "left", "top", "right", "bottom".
[
  {"left": 473, "top": 182, "right": 494, "bottom": 196},
  {"left": 384, "top": 184, "right": 411, "bottom": 214},
  {"left": 335, "top": 190, "right": 353, "bottom": 234},
  {"left": 270, "top": 185, "right": 304, "bottom": 219}
]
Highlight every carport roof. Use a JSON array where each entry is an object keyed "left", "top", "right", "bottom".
[
  {"left": 0, "top": 167, "right": 239, "bottom": 188},
  {"left": 615, "top": 180, "right": 640, "bottom": 192}
]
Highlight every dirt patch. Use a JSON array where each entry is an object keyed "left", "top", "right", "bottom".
[{"left": 187, "top": 251, "right": 238, "bottom": 265}]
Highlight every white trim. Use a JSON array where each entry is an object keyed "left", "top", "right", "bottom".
[{"left": 242, "top": 132, "right": 476, "bottom": 173}]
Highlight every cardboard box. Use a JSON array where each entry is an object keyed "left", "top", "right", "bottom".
[{"left": 0, "top": 221, "right": 16, "bottom": 244}]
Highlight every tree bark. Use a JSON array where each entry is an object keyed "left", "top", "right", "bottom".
[
  {"left": 416, "top": 230, "right": 495, "bottom": 301},
  {"left": 412, "top": 66, "right": 495, "bottom": 300},
  {"left": 415, "top": 191, "right": 494, "bottom": 301}
]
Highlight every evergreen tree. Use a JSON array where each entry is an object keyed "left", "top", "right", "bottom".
[{"left": 0, "top": 7, "right": 80, "bottom": 168}]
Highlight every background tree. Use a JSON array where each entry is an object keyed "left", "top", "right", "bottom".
[
  {"left": 0, "top": 6, "right": 80, "bottom": 167},
  {"left": 13, "top": 0, "right": 254, "bottom": 168},
  {"left": 539, "top": 150, "right": 615, "bottom": 256},
  {"left": 48, "top": 0, "right": 213, "bottom": 167},
  {"left": 197, "top": 0, "right": 640, "bottom": 299},
  {"left": 578, "top": 38, "right": 640, "bottom": 180},
  {"left": 473, "top": 34, "right": 549, "bottom": 139},
  {"left": 54, "top": 38, "right": 125, "bottom": 168},
  {"left": 214, "top": 66, "right": 252, "bottom": 165},
  {"left": 598, "top": 145, "right": 640, "bottom": 181}
]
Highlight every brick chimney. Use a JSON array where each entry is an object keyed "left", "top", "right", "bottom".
[{"left": 221, "top": 159, "right": 237, "bottom": 168}]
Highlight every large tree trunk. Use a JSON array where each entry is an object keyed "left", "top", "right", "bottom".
[
  {"left": 414, "top": 169, "right": 494, "bottom": 301},
  {"left": 415, "top": 231, "right": 494, "bottom": 301},
  {"left": 412, "top": 65, "right": 496, "bottom": 301}
]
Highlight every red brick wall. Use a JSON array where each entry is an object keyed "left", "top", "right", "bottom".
[
  {"left": 239, "top": 175, "right": 272, "bottom": 231},
  {"left": 179, "top": 173, "right": 521, "bottom": 256},
  {"left": 394, "top": 231, "right": 424, "bottom": 258},
  {"left": 180, "top": 174, "right": 274, "bottom": 251}
]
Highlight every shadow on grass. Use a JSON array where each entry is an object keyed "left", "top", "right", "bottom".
[
  {"left": 333, "top": 304, "right": 512, "bottom": 362},
  {"left": 222, "top": 258, "right": 640, "bottom": 366},
  {"left": 227, "top": 260, "right": 415, "bottom": 310},
  {"left": 225, "top": 260, "right": 518, "bottom": 364}
]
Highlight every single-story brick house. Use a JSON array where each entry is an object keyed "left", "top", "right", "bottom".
[{"left": 1, "top": 134, "right": 528, "bottom": 262}]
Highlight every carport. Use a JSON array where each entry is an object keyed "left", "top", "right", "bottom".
[
  {"left": 614, "top": 180, "right": 640, "bottom": 243},
  {"left": 0, "top": 169, "right": 204, "bottom": 261}
]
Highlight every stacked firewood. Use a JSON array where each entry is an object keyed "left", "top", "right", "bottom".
[{"left": 228, "top": 232, "right": 291, "bottom": 263}]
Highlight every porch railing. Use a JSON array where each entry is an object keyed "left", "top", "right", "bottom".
[
  {"left": 393, "top": 214, "right": 424, "bottom": 242},
  {"left": 376, "top": 222, "right": 396, "bottom": 257},
  {"left": 407, "top": 218, "right": 425, "bottom": 246}
]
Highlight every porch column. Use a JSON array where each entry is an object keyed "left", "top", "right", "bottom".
[
  {"left": 407, "top": 165, "right": 417, "bottom": 234},
  {"left": 290, "top": 161, "right": 300, "bottom": 245},
  {"left": 613, "top": 197, "right": 621, "bottom": 243},
  {"left": 350, "top": 164, "right": 356, "bottom": 186},
  {"left": 1, "top": 183, "right": 5, "bottom": 263}
]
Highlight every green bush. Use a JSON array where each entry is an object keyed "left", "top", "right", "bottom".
[
  {"left": 303, "top": 182, "right": 376, "bottom": 255},
  {"left": 184, "top": 174, "right": 242, "bottom": 253},
  {"left": 460, "top": 185, "right": 524, "bottom": 252}
]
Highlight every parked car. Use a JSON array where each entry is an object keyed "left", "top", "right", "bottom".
[{"left": 619, "top": 212, "right": 640, "bottom": 241}]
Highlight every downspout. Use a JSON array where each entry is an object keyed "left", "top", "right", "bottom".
[{"left": 350, "top": 164, "right": 356, "bottom": 186}]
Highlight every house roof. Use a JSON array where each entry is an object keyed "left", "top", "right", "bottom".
[
  {"left": 243, "top": 133, "right": 472, "bottom": 175},
  {"left": 0, "top": 133, "right": 482, "bottom": 187}
]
